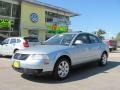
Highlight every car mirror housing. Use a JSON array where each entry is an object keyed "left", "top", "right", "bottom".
[{"left": 74, "top": 40, "right": 83, "bottom": 45}]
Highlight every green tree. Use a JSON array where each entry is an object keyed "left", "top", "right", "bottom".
[
  {"left": 93, "top": 29, "right": 106, "bottom": 40},
  {"left": 116, "top": 32, "right": 120, "bottom": 41}
]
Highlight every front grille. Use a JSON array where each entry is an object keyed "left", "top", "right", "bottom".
[{"left": 13, "top": 53, "right": 29, "bottom": 60}]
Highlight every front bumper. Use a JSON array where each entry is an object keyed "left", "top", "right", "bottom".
[
  {"left": 12, "top": 66, "right": 43, "bottom": 75},
  {"left": 12, "top": 59, "right": 54, "bottom": 74}
]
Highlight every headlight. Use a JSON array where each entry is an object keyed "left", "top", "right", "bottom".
[{"left": 31, "top": 54, "right": 49, "bottom": 60}]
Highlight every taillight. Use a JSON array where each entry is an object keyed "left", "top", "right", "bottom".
[{"left": 23, "top": 40, "right": 29, "bottom": 48}]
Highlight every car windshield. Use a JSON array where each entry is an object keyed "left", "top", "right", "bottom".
[{"left": 45, "top": 34, "right": 76, "bottom": 45}]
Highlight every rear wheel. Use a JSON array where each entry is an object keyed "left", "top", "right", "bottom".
[
  {"left": 53, "top": 58, "right": 70, "bottom": 80},
  {"left": 98, "top": 52, "right": 108, "bottom": 66},
  {"left": 109, "top": 48, "right": 112, "bottom": 52},
  {"left": 113, "top": 47, "right": 117, "bottom": 50}
]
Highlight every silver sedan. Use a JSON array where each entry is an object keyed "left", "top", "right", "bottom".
[{"left": 12, "top": 32, "right": 109, "bottom": 80}]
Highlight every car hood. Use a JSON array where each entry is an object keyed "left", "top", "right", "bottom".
[{"left": 17, "top": 45, "right": 69, "bottom": 54}]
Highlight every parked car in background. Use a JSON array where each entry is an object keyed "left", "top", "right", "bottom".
[
  {"left": 0, "top": 37, "right": 41, "bottom": 56},
  {"left": 103, "top": 39, "right": 117, "bottom": 52},
  {"left": 117, "top": 42, "right": 120, "bottom": 48},
  {"left": 12, "top": 32, "right": 109, "bottom": 80}
]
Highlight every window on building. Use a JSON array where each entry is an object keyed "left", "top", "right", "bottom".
[
  {"left": 12, "top": 4, "right": 17, "bottom": 17},
  {"left": 0, "top": 1, "right": 20, "bottom": 18},
  {"left": 0, "top": 1, "right": 11, "bottom": 16},
  {"left": 0, "top": 1, "right": 21, "bottom": 36},
  {"left": 28, "top": 30, "right": 39, "bottom": 37},
  {"left": 45, "top": 11, "right": 69, "bottom": 34},
  {"left": 12, "top": 4, "right": 20, "bottom": 18}
]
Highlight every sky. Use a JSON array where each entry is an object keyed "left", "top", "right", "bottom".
[{"left": 38, "top": 0, "right": 120, "bottom": 39}]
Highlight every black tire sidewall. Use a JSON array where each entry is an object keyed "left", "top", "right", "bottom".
[
  {"left": 99, "top": 53, "right": 108, "bottom": 66},
  {"left": 53, "top": 58, "right": 70, "bottom": 80}
]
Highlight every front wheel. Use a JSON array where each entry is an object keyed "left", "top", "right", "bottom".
[
  {"left": 98, "top": 52, "right": 108, "bottom": 66},
  {"left": 53, "top": 58, "right": 70, "bottom": 80}
]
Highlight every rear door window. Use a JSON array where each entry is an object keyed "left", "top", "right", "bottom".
[
  {"left": 17, "top": 39, "right": 21, "bottom": 43},
  {"left": 10, "top": 39, "right": 16, "bottom": 44},
  {"left": 89, "top": 35, "right": 100, "bottom": 43}
]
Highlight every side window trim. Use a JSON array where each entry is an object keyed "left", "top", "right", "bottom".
[
  {"left": 88, "top": 34, "right": 100, "bottom": 44},
  {"left": 73, "top": 33, "right": 90, "bottom": 44},
  {"left": 10, "top": 39, "right": 16, "bottom": 44},
  {"left": 3, "top": 39, "right": 10, "bottom": 44},
  {"left": 17, "top": 39, "right": 21, "bottom": 43}
]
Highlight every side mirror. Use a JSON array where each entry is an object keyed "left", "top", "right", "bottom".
[{"left": 74, "top": 40, "right": 83, "bottom": 45}]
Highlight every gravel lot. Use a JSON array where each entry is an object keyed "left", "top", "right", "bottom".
[{"left": 0, "top": 50, "right": 120, "bottom": 90}]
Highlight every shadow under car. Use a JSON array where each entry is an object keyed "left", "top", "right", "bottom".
[{"left": 21, "top": 61, "right": 120, "bottom": 84}]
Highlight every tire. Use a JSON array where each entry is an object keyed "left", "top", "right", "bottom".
[
  {"left": 113, "top": 48, "right": 117, "bottom": 50},
  {"left": 109, "top": 48, "right": 112, "bottom": 52},
  {"left": 0, "top": 54, "right": 3, "bottom": 57},
  {"left": 53, "top": 58, "right": 70, "bottom": 80},
  {"left": 98, "top": 52, "right": 108, "bottom": 66}
]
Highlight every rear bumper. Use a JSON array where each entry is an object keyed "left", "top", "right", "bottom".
[{"left": 109, "top": 46, "right": 117, "bottom": 49}]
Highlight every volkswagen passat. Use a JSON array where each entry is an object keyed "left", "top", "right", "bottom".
[{"left": 12, "top": 32, "right": 109, "bottom": 80}]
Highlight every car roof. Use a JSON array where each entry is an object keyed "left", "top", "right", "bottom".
[
  {"left": 6, "top": 37, "right": 24, "bottom": 39},
  {"left": 63, "top": 31, "right": 82, "bottom": 34},
  {"left": 6, "top": 37, "right": 38, "bottom": 39},
  {"left": 63, "top": 32, "right": 96, "bottom": 36}
]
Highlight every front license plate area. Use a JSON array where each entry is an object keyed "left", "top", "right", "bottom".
[{"left": 13, "top": 61, "right": 20, "bottom": 68}]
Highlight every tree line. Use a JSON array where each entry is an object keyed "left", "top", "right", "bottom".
[{"left": 93, "top": 29, "right": 120, "bottom": 42}]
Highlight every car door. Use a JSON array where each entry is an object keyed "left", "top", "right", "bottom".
[
  {"left": 88, "top": 34, "right": 102, "bottom": 60},
  {"left": 1, "top": 38, "right": 10, "bottom": 55},
  {"left": 8, "top": 38, "right": 17, "bottom": 55},
  {"left": 70, "top": 34, "right": 92, "bottom": 65}
]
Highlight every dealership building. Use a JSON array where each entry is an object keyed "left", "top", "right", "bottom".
[{"left": 0, "top": 0, "right": 78, "bottom": 41}]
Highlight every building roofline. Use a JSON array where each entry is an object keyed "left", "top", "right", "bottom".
[{"left": 23, "top": 0, "right": 80, "bottom": 17}]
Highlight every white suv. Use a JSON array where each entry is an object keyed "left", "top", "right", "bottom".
[{"left": 0, "top": 37, "right": 41, "bottom": 56}]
